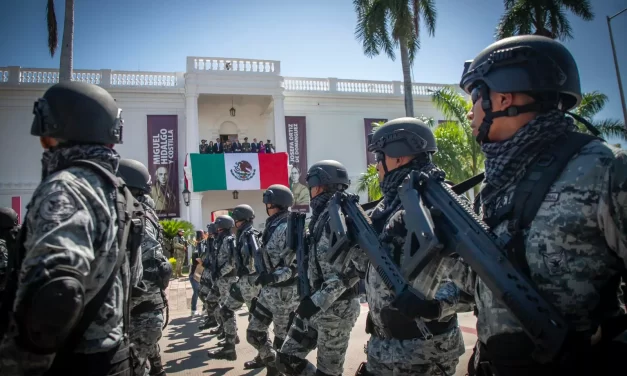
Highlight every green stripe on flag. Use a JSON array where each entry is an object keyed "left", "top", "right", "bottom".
[{"left": 190, "top": 154, "right": 227, "bottom": 191}]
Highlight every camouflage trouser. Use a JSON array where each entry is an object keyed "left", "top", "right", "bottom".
[
  {"left": 130, "top": 310, "right": 164, "bottom": 376},
  {"left": 216, "top": 276, "right": 238, "bottom": 342},
  {"left": 278, "top": 298, "right": 360, "bottom": 376},
  {"left": 174, "top": 249, "right": 185, "bottom": 277},
  {"left": 365, "top": 328, "right": 464, "bottom": 376},
  {"left": 201, "top": 283, "right": 220, "bottom": 322},
  {"left": 247, "top": 283, "right": 299, "bottom": 364},
  {"left": 222, "top": 274, "right": 261, "bottom": 340}
]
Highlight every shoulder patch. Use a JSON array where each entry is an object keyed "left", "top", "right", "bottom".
[{"left": 39, "top": 191, "right": 78, "bottom": 222}]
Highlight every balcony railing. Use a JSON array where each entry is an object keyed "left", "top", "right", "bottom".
[
  {"left": 187, "top": 57, "right": 280, "bottom": 75},
  {"left": 282, "top": 77, "right": 456, "bottom": 96}
]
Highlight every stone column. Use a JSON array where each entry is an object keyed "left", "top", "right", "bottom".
[
  {"left": 189, "top": 192, "right": 203, "bottom": 230},
  {"left": 272, "top": 94, "right": 287, "bottom": 152},
  {"left": 185, "top": 94, "right": 199, "bottom": 223}
]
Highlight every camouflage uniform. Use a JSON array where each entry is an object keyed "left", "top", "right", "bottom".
[
  {"left": 129, "top": 195, "right": 170, "bottom": 376},
  {"left": 278, "top": 193, "right": 362, "bottom": 376},
  {"left": 247, "top": 211, "right": 300, "bottom": 366},
  {"left": 222, "top": 222, "right": 261, "bottom": 338},
  {"left": 172, "top": 234, "right": 186, "bottom": 278},
  {"left": 0, "top": 145, "right": 141, "bottom": 375},
  {"left": 449, "top": 116, "right": 627, "bottom": 375},
  {"left": 214, "top": 231, "right": 238, "bottom": 347},
  {"left": 0, "top": 239, "right": 7, "bottom": 291},
  {"left": 198, "top": 239, "right": 220, "bottom": 329}
]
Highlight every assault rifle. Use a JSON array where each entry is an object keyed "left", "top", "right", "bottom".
[
  {"left": 287, "top": 212, "right": 309, "bottom": 299},
  {"left": 327, "top": 193, "right": 434, "bottom": 339},
  {"left": 398, "top": 168, "right": 569, "bottom": 363},
  {"left": 248, "top": 230, "right": 266, "bottom": 274}
]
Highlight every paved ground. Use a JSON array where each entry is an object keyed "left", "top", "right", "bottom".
[{"left": 160, "top": 277, "right": 477, "bottom": 376}]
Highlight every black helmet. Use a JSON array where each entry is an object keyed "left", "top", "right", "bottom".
[
  {"left": 263, "top": 184, "right": 294, "bottom": 208},
  {"left": 31, "top": 81, "right": 124, "bottom": 144},
  {"left": 306, "top": 160, "right": 350, "bottom": 190},
  {"left": 367, "top": 118, "right": 437, "bottom": 158},
  {"left": 460, "top": 35, "right": 581, "bottom": 110},
  {"left": 117, "top": 158, "right": 151, "bottom": 193},
  {"left": 214, "top": 215, "right": 235, "bottom": 230},
  {"left": 0, "top": 207, "right": 18, "bottom": 229},
  {"left": 231, "top": 204, "right": 255, "bottom": 221},
  {"left": 207, "top": 222, "right": 217, "bottom": 235}
]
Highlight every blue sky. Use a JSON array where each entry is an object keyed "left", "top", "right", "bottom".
[{"left": 1, "top": 0, "right": 625, "bottom": 145}]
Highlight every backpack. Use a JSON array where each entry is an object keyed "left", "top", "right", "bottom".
[{"left": 0, "top": 159, "right": 144, "bottom": 352}]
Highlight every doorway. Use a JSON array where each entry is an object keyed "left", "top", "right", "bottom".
[{"left": 220, "top": 134, "right": 238, "bottom": 142}]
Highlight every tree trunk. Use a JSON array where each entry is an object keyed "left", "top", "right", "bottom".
[
  {"left": 58, "top": 0, "right": 74, "bottom": 82},
  {"left": 399, "top": 38, "right": 415, "bottom": 117}
]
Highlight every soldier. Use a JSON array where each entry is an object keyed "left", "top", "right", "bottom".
[
  {"left": 277, "top": 160, "right": 362, "bottom": 376},
  {"left": 172, "top": 229, "right": 187, "bottom": 278},
  {"left": 453, "top": 35, "right": 627, "bottom": 376},
  {"left": 118, "top": 159, "right": 172, "bottom": 376},
  {"left": 199, "top": 139, "right": 209, "bottom": 154},
  {"left": 198, "top": 223, "right": 220, "bottom": 331},
  {"left": 0, "top": 208, "right": 19, "bottom": 293},
  {"left": 0, "top": 81, "right": 143, "bottom": 375},
  {"left": 355, "top": 118, "right": 469, "bottom": 376},
  {"left": 207, "top": 215, "right": 239, "bottom": 361},
  {"left": 218, "top": 206, "right": 262, "bottom": 357},
  {"left": 246, "top": 185, "right": 299, "bottom": 375},
  {"left": 242, "top": 137, "right": 252, "bottom": 153}
]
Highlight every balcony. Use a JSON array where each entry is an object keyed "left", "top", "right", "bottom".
[{"left": 187, "top": 57, "right": 280, "bottom": 75}]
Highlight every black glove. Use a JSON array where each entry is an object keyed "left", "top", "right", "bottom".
[
  {"left": 255, "top": 271, "right": 276, "bottom": 286},
  {"left": 392, "top": 288, "right": 440, "bottom": 320},
  {"left": 295, "top": 297, "right": 320, "bottom": 320}
]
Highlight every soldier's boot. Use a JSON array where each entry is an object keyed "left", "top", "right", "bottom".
[
  {"left": 198, "top": 318, "right": 218, "bottom": 330},
  {"left": 244, "top": 355, "right": 265, "bottom": 369},
  {"left": 217, "top": 335, "right": 240, "bottom": 346},
  {"left": 209, "top": 325, "right": 223, "bottom": 335},
  {"left": 217, "top": 331, "right": 226, "bottom": 340},
  {"left": 262, "top": 355, "right": 280, "bottom": 376},
  {"left": 148, "top": 355, "right": 167, "bottom": 376},
  {"left": 207, "top": 343, "right": 237, "bottom": 361}
]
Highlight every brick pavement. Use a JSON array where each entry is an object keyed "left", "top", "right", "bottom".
[{"left": 159, "top": 276, "right": 477, "bottom": 375}]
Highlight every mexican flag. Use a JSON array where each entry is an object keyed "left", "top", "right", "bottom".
[{"left": 189, "top": 152, "right": 289, "bottom": 192}]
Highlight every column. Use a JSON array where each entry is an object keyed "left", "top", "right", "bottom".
[
  {"left": 185, "top": 94, "right": 199, "bottom": 223},
  {"left": 272, "top": 94, "right": 287, "bottom": 152},
  {"left": 189, "top": 192, "right": 203, "bottom": 230}
]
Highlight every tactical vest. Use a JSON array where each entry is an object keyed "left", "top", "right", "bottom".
[
  {"left": 0, "top": 159, "right": 144, "bottom": 374},
  {"left": 261, "top": 215, "right": 288, "bottom": 272},
  {"left": 141, "top": 206, "right": 172, "bottom": 290}
]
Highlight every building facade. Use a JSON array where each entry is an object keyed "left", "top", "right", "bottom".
[{"left": 0, "top": 57, "right": 459, "bottom": 230}]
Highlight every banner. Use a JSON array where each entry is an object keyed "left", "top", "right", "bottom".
[
  {"left": 285, "top": 116, "right": 310, "bottom": 213},
  {"left": 147, "top": 115, "right": 180, "bottom": 219},
  {"left": 11, "top": 196, "right": 21, "bottom": 224},
  {"left": 364, "top": 118, "right": 387, "bottom": 166}
]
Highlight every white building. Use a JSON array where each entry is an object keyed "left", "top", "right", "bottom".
[{"left": 0, "top": 57, "right": 459, "bottom": 230}]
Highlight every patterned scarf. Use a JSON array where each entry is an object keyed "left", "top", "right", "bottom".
[
  {"left": 482, "top": 110, "right": 577, "bottom": 191},
  {"left": 308, "top": 191, "right": 334, "bottom": 233},
  {"left": 262, "top": 210, "right": 288, "bottom": 245},
  {"left": 42, "top": 144, "right": 120, "bottom": 179},
  {"left": 372, "top": 158, "right": 434, "bottom": 225}
]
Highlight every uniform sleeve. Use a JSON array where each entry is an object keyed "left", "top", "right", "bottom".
[
  {"left": 309, "top": 223, "right": 359, "bottom": 312},
  {"left": 0, "top": 241, "right": 7, "bottom": 276},
  {"left": 219, "top": 241, "right": 234, "bottom": 276},
  {"left": 0, "top": 179, "right": 103, "bottom": 374},
  {"left": 598, "top": 149, "right": 627, "bottom": 267},
  {"left": 269, "top": 224, "right": 294, "bottom": 282},
  {"left": 172, "top": 237, "right": 184, "bottom": 251}
]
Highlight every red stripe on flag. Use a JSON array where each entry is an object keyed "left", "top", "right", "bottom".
[{"left": 259, "top": 153, "right": 289, "bottom": 189}]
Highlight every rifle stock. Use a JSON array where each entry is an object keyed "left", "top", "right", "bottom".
[
  {"left": 403, "top": 169, "right": 569, "bottom": 363},
  {"left": 248, "top": 231, "right": 266, "bottom": 274},
  {"left": 289, "top": 212, "right": 309, "bottom": 299}
]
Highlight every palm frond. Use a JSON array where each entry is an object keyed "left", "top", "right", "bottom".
[
  {"left": 46, "top": 0, "right": 58, "bottom": 57},
  {"left": 575, "top": 91, "right": 608, "bottom": 119},
  {"left": 417, "top": 0, "right": 436, "bottom": 36},
  {"left": 561, "top": 0, "right": 594, "bottom": 20},
  {"left": 160, "top": 219, "right": 196, "bottom": 240},
  {"left": 356, "top": 164, "right": 382, "bottom": 200},
  {"left": 429, "top": 87, "right": 470, "bottom": 124},
  {"left": 592, "top": 119, "right": 627, "bottom": 141}
]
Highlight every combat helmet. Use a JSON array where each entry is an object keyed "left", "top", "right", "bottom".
[
  {"left": 460, "top": 35, "right": 582, "bottom": 143},
  {"left": 263, "top": 184, "right": 294, "bottom": 208},
  {"left": 231, "top": 204, "right": 255, "bottom": 222},
  {"left": 117, "top": 159, "right": 151, "bottom": 193},
  {"left": 31, "top": 81, "right": 124, "bottom": 144},
  {"left": 207, "top": 222, "right": 217, "bottom": 235},
  {"left": 305, "top": 160, "right": 350, "bottom": 190},
  {"left": 214, "top": 215, "right": 235, "bottom": 230},
  {"left": 367, "top": 117, "right": 437, "bottom": 158},
  {"left": 0, "top": 207, "right": 18, "bottom": 229}
]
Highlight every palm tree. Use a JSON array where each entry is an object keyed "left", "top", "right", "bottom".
[
  {"left": 495, "top": 0, "right": 594, "bottom": 41},
  {"left": 46, "top": 0, "right": 74, "bottom": 82},
  {"left": 354, "top": 0, "right": 437, "bottom": 117},
  {"left": 574, "top": 91, "right": 626, "bottom": 141},
  {"left": 429, "top": 87, "right": 485, "bottom": 193}
]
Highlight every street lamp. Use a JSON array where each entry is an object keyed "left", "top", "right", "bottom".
[
  {"left": 232, "top": 190, "right": 239, "bottom": 200},
  {"left": 607, "top": 7, "right": 627, "bottom": 131},
  {"left": 182, "top": 187, "right": 191, "bottom": 206},
  {"left": 230, "top": 97, "right": 236, "bottom": 117}
]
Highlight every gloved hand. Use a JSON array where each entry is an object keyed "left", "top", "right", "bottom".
[
  {"left": 392, "top": 288, "right": 440, "bottom": 320},
  {"left": 295, "top": 297, "right": 320, "bottom": 320},
  {"left": 255, "top": 271, "right": 276, "bottom": 286}
]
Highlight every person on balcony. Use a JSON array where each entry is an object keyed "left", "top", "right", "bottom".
[
  {"left": 233, "top": 138, "right": 242, "bottom": 153},
  {"left": 251, "top": 138, "right": 259, "bottom": 153},
  {"left": 224, "top": 140, "right": 233, "bottom": 153},
  {"left": 199, "top": 139, "right": 210, "bottom": 154},
  {"left": 213, "top": 138, "right": 223, "bottom": 154},
  {"left": 207, "top": 141, "right": 214, "bottom": 154},
  {"left": 242, "top": 137, "right": 251, "bottom": 152},
  {"left": 265, "top": 140, "right": 275, "bottom": 153},
  {"left": 259, "top": 140, "right": 266, "bottom": 154}
]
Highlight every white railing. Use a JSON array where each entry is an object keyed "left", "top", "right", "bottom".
[
  {"left": 187, "top": 57, "right": 280, "bottom": 75},
  {"left": 0, "top": 67, "right": 184, "bottom": 88},
  {"left": 282, "top": 77, "right": 456, "bottom": 96}
]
